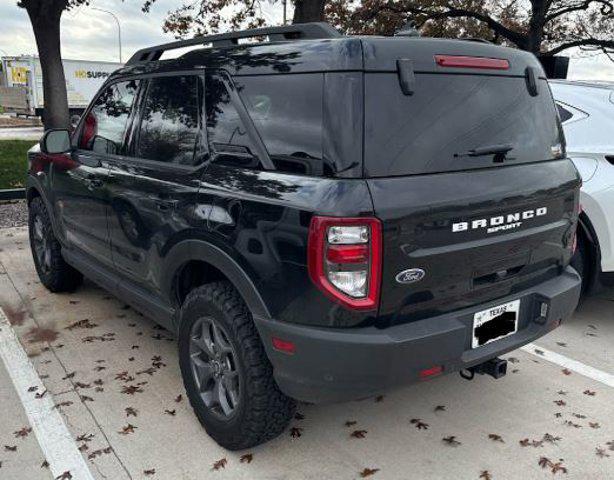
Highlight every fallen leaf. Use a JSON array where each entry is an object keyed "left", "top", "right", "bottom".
[
  {"left": 125, "top": 407, "right": 138, "bottom": 417},
  {"left": 488, "top": 434, "right": 504, "bottom": 443},
  {"left": 76, "top": 433, "right": 94, "bottom": 443},
  {"left": 360, "top": 467, "right": 380, "bottom": 478},
  {"left": 542, "top": 433, "right": 561, "bottom": 444},
  {"left": 554, "top": 400, "right": 566, "bottom": 406},
  {"left": 410, "top": 419, "right": 429, "bottom": 430},
  {"left": 596, "top": 447, "right": 610, "bottom": 458},
  {"left": 374, "top": 395, "right": 384, "bottom": 403},
  {"left": 589, "top": 422, "right": 600, "bottom": 429},
  {"left": 212, "top": 458, "right": 227, "bottom": 470},
  {"left": 164, "top": 409, "right": 176, "bottom": 416},
  {"left": 583, "top": 390, "right": 596, "bottom": 396},
  {"left": 344, "top": 420, "right": 357, "bottom": 427},
  {"left": 479, "top": 471, "right": 492, "bottom": 480},
  {"left": 562, "top": 368, "right": 572, "bottom": 376},
  {"left": 144, "top": 469, "right": 156, "bottom": 476},
  {"left": 240, "top": 453, "right": 253, "bottom": 463},
  {"left": 121, "top": 385, "right": 143, "bottom": 395},
  {"left": 519, "top": 438, "right": 544, "bottom": 448},
  {"left": 290, "top": 426, "right": 303, "bottom": 438},
  {"left": 434, "top": 405, "right": 446, "bottom": 412},
  {"left": 550, "top": 460, "right": 568, "bottom": 475},
  {"left": 556, "top": 342, "right": 567, "bottom": 347},
  {"left": 14, "top": 427, "right": 32, "bottom": 438},
  {"left": 442, "top": 436, "right": 461, "bottom": 446},
  {"left": 118, "top": 424, "right": 137, "bottom": 435},
  {"left": 65, "top": 319, "right": 98, "bottom": 330},
  {"left": 294, "top": 412, "right": 305, "bottom": 420},
  {"left": 41, "top": 460, "right": 49, "bottom": 468},
  {"left": 174, "top": 395, "right": 182, "bottom": 403},
  {"left": 53, "top": 401, "right": 73, "bottom": 410},
  {"left": 55, "top": 471, "right": 72, "bottom": 480},
  {"left": 4, "top": 445, "right": 17, "bottom": 452},
  {"left": 351, "top": 429, "right": 368, "bottom": 439}
]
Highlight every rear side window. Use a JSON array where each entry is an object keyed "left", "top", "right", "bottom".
[
  {"left": 235, "top": 74, "right": 324, "bottom": 175},
  {"left": 136, "top": 75, "right": 202, "bottom": 166},
  {"left": 79, "top": 80, "right": 140, "bottom": 154},
  {"left": 204, "top": 73, "right": 261, "bottom": 169},
  {"left": 364, "top": 74, "right": 563, "bottom": 177}
]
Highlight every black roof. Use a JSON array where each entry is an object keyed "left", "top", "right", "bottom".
[{"left": 110, "top": 23, "right": 544, "bottom": 80}]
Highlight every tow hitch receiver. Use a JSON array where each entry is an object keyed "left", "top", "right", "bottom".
[{"left": 460, "top": 358, "right": 508, "bottom": 380}]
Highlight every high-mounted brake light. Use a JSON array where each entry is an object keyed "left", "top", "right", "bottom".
[
  {"left": 435, "top": 55, "right": 510, "bottom": 70},
  {"left": 308, "top": 216, "right": 382, "bottom": 310}
]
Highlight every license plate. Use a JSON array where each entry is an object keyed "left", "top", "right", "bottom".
[{"left": 472, "top": 299, "right": 520, "bottom": 348}]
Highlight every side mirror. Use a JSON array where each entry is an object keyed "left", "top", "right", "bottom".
[{"left": 40, "top": 129, "right": 71, "bottom": 154}]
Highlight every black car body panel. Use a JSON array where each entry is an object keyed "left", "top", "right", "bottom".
[
  {"left": 27, "top": 28, "right": 581, "bottom": 404},
  {"left": 369, "top": 159, "right": 579, "bottom": 326}
]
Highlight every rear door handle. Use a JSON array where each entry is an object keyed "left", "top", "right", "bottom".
[{"left": 88, "top": 178, "right": 104, "bottom": 188}]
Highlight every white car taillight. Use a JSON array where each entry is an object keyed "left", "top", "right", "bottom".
[{"left": 308, "top": 217, "right": 382, "bottom": 310}]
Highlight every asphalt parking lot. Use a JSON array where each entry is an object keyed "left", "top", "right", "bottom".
[{"left": 0, "top": 227, "right": 613, "bottom": 480}]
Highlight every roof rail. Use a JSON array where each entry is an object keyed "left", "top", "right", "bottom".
[{"left": 126, "top": 22, "right": 342, "bottom": 65}]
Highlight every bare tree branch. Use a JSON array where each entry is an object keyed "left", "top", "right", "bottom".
[{"left": 546, "top": 38, "right": 614, "bottom": 54}]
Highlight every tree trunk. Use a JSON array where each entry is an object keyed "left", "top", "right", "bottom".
[
  {"left": 527, "top": 0, "right": 546, "bottom": 54},
  {"left": 292, "top": 0, "right": 327, "bottom": 23},
  {"left": 24, "top": 4, "right": 69, "bottom": 129}
]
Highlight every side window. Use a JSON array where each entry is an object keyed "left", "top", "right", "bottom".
[
  {"left": 236, "top": 74, "right": 324, "bottom": 175},
  {"left": 204, "top": 73, "right": 260, "bottom": 169},
  {"left": 79, "top": 80, "right": 140, "bottom": 154},
  {"left": 556, "top": 103, "right": 574, "bottom": 124},
  {"left": 136, "top": 75, "right": 201, "bottom": 166}
]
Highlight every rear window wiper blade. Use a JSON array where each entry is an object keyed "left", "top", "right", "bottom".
[{"left": 454, "top": 143, "right": 514, "bottom": 158}]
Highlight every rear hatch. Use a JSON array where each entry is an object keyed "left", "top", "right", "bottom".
[{"left": 362, "top": 38, "right": 580, "bottom": 324}]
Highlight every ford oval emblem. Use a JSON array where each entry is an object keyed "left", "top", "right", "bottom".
[{"left": 395, "top": 268, "right": 425, "bottom": 284}]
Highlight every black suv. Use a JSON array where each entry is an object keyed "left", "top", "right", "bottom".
[{"left": 27, "top": 23, "right": 581, "bottom": 449}]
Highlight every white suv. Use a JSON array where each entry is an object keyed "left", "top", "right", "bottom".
[{"left": 550, "top": 80, "right": 614, "bottom": 292}]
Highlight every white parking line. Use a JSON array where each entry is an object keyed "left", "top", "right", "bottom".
[
  {"left": 0, "top": 308, "right": 95, "bottom": 480},
  {"left": 521, "top": 342, "right": 614, "bottom": 388}
]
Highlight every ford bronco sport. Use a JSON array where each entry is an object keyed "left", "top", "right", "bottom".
[{"left": 27, "top": 23, "right": 581, "bottom": 450}]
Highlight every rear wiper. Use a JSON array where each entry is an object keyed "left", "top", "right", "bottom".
[{"left": 454, "top": 143, "right": 514, "bottom": 162}]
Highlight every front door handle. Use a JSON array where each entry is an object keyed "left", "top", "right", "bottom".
[{"left": 89, "top": 179, "right": 104, "bottom": 188}]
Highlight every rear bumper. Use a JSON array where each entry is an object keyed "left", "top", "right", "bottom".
[{"left": 254, "top": 266, "right": 581, "bottom": 403}]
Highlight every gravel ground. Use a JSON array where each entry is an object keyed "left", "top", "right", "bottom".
[{"left": 0, "top": 200, "right": 28, "bottom": 228}]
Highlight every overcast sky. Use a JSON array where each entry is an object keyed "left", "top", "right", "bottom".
[{"left": 1, "top": 0, "right": 613, "bottom": 80}]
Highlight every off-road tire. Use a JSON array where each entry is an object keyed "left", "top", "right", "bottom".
[
  {"left": 178, "top": 281, "right": 296, "bottom": 450},
  {"left": 28, "top": 197, "right": 83, "bottom": 292}
]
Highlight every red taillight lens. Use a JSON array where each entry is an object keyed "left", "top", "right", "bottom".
[
  {"left": 326, "top": 244, "right": 369, "bottom": 264},
  {"left": 308, "top": 216, "right": 382, "bottom": 311},
  {"left": 434, "top": 55, "right": 510, "bottom": 70}
]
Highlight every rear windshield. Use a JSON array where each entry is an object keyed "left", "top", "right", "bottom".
[{"left": 364, "top": 74, "right": 563, "bottom": 177}]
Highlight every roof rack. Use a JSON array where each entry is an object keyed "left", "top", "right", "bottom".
[{"left": 126, "top": 22, "right": 341, "bottom": 65}]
